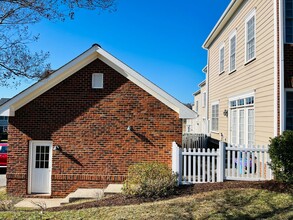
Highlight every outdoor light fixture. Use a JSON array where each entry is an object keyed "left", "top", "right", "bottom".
[
  {"left": 223, "top": 109, "right": 228, "bottom": 117},
  {"left": 53, "top": 145, "right": 61, "bottom": 151},
  {"left": 127, "top": 126, "right": 133, "bottom": 132}
]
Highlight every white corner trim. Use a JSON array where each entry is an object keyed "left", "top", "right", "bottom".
[
  {"left": 280, "top": 0, "right": 285, "bottom": 133},
  {"left": 274, "top": 0, "right": 278, "bottom": 136}
]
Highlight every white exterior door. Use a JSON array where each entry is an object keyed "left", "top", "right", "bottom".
[{"left": 29, "top": 141, "right": 52, "bottom": 194}]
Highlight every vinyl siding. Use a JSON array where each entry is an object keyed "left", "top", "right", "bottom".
[
  {"left": 192, "top": 84, "right": 207, "bottom": 133},
  {"left": 207, "top": 0, "right": 275, "bottom": 145}
]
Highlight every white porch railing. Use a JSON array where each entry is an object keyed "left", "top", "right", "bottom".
[{"left": 172, "top": 141, "right": 273, "bottom": 184}]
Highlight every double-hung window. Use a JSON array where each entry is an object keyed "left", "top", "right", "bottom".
[
  {"left": 245, "top": 10, "right": 256, "bottom": 63},
  {"left": 219, "top": 44, "right": 225, "bottom": 73},
  {"left": 229, "top": 31, "right": 236, "bottom": 72},
  {"left": 286, "top": 0, "right": 293, "bottom": 42},
  {"left": 211, "top": 102, "right": 219, "bottom": 132}
]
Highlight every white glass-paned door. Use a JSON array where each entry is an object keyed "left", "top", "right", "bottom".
[
  {"left": 248, "top": 109, "right": 254, "bottom": 146},
  {"left": 239, "top": 110, "right": 245, "bottom": 145},
  {"left": 231, "top": 110, "right": 237, "bottom": 145}
]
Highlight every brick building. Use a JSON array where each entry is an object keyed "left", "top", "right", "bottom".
[{"left": 0, "top": 45, "right": 196, "bottom": 197}]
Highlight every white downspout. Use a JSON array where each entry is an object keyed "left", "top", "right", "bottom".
[
  {"left": 279, "top": 0, "right": 285, "bottom": 133},
  {"left": 274, "top": 0, "right": 279, "bottom": 136}
]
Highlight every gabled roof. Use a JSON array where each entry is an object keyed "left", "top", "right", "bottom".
[
  {"left": 0, "top": 44, "right": 197, "bottom": 119},
  {"left": 203, "top": 0, "right": 244, "bottom": 49}
]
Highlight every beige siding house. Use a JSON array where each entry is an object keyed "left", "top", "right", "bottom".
[
  {"left": 192, "top": 80, "right": 207, "bottom": 134},
  {"left": 201, "top": 0, "right": 292, "bottom": 146}
]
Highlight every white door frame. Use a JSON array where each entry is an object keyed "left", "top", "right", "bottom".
[{"left": 28, "top": 140, "right": 53, "bottom": 194}]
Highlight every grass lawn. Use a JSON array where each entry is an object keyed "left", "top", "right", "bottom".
[{"left": 0, "top": 188, "right": 292, "bottom": 219}]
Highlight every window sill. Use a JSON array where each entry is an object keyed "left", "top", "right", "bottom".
[
  {"left": 211, "top": 131, "right": 219, "bottom": 134},
  {"left": 228, "top": 69, "right": 236, "bottom": 75},
  {"left": 219, "top": 71, "right": 225, "bottom": 75},
  {"left": 244, "top": 57, "right": 256, "bottom": 66}
]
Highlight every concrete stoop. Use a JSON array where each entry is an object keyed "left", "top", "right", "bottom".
[
  {"left": 14, "top": 184, "right": 123, "bottom": 209},
  {"left": 61, "top": 188, "right": 104, "bottom": 205}
]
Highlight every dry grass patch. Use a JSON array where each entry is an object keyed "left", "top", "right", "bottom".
[{"left": 0, "top": 188, "right": 292, "bottom": 219}]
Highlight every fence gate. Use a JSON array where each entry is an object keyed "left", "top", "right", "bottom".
[
  {"left": 172, "top": 141, "right": 273, "bottom": 184},
  {"left": 225, "top": 144, "right": 273, "bottom": 181}
]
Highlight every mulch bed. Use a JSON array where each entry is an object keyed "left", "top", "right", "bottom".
[{"left": 48, "top": 181, "right": 293, "bottom": 211}]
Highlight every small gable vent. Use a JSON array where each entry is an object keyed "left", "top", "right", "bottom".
[{"left": 92, "top": 73, "right": 103, "bottom": 89}]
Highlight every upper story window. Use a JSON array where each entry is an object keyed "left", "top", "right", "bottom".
[
  {"left": 286, "top": 0, "right": 293, "bottom": 42},
  {"left": 245, "top": 9, "right": 256, "bottom": 63},
  {"left": 92, "top": 73, "right": 103, "bottom": 89},
  {"left": 219, "top": 44, "right": 225, "bottom": 73},
  {"left": 211, "top": 102, "right": 219, "bottom": 132},
  {"left": 229, "top": 31, "right": 236, "bottom": 72}
]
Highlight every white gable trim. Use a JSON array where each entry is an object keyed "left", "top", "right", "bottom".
[{"left": 0, "top": 45, "right": 197, "bottom": 119}]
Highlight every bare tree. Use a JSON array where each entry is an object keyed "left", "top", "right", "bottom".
[{"left": 0, "top": 0, "right": 115, "bottom": 86}]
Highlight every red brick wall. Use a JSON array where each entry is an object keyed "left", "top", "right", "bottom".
[{"left": 7, "top": 59, "right": 182, "bottom": 197}]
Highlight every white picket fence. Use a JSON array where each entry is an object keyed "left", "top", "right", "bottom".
[
  {"left": 226, "top": 144, "right": 273, "bottom": 181},
  {"left": 172, "top": 141, "right": 273, "bottom": 184}
]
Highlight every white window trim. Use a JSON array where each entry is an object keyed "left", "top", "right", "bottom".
[
  {"left": 229, "top": 30, "right": 237, "bottom": 73},
  {"left": 211, "top": 101, "right": 219, "bottom": 133},
  {"left": 219, "top": 43, "right": 225, "bottom": 74},
  {"left": 245, "top": 8, "right": 256, "bottom": 64},
  {"left": 92, "top": 73, "right": 104, "bottom": 89}
]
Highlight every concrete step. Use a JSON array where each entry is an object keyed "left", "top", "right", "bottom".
[
  {"left": 14, "top": 185, "right": 123, "bottom": 209},
  {"left": 104, "top": 184, "right": 123, "bottom": 194},
  {"left": 61, "top": 188, "right": 104, "bottom": 204}
]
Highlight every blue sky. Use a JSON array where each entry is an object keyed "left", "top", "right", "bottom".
[{"left": 1, "top": 0, "right": 230, "bottom": 103}]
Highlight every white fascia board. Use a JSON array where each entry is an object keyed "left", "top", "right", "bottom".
[
  {"left": 0, "top": 46, "right": 99, "bottom": 116},
  {"left": 198, "top": 80, "right": 206, "bottom": 88},
  {"left": 203, "top": 0, "right": 244, "bottom": 49},
  {"left": 96, "top": 48, "right": 197, "bottom": 119}
]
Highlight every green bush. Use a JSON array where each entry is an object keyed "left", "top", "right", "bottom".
[
  {"left": 122, "top": 162, "right": 178, "bottom": 198},
  {"left": 269, "top": 130, "right": 293, "bottom": 183}
]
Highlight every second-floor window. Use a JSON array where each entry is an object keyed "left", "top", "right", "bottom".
[
  {"left": 286, "top": 0, "right": 293, "bottom": 42},
  {"left": 229, "top": 32, "right": 236, "bottom": 72},
  {"left": 195, "top": 101, "right": 199, "bottom": 112},
  {"left": 219, "top": 45, "right": 225, "bottom": 73},
  {"left": 245, "top": 10, "right": 256, "bottom": 62}
]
